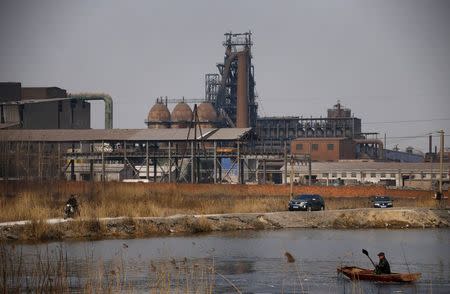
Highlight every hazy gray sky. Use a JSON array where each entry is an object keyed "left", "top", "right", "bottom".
[{"left": 1, "top": 0, "right": 449, "bottom": 151}]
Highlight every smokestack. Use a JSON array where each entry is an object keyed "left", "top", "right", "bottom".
[
  {"left": 429, "top": 135, "right": 432, "bottom": 154},
  {"left": 236, "top": 51, "right": 249, "bottom": 128}
]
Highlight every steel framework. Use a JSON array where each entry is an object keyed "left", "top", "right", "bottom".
[
  {"left": 0, "top": 129, "right": 311, "bottom": 184},
  {"left": 204, "top": 31, "right": 258, "bottom": 128}
]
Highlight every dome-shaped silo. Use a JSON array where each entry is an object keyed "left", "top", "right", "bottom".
[
  {"left": 146, "top": 98, "right": 171, "bottom": 129},
  {"left": 171, "top": 101, "right": 193, "bottom": 128},
  {"left": 197, "top": 102, "right": 218, "bottom": 128}
]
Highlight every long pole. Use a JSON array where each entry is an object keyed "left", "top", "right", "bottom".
[
  {"left": 439, "top": 130, "right": 444, "bottom": 193},
  {"left": 284, "top": 142, "right": 288, "bottom": 184},
  {"left": 290, "top": 155, "right": 294, "bottom": 197}
]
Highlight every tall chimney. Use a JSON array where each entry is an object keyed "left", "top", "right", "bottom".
[{"left": 236, "top": 51, "right": 249, "bottom": 128}]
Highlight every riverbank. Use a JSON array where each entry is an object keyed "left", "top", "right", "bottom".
[{"left": 1, "top": 208, "right": 449, "bottom": 242}]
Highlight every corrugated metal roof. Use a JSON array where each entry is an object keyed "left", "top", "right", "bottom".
[
  {"left": 0, "top": 97, "right": 72, "bottom": 105},
  {"left": 0, "top": 128, "right": 251, "bottom": 142},
  {"left": 0, "top": 122, "right": 20, "bottom": 129},
  {"left": 207, "top": 128, "right": 252, "bottom": 140}
]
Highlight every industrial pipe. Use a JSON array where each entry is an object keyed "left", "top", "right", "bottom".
[{"left": 68, "top": 93, "right": 113, "bottom": 129}]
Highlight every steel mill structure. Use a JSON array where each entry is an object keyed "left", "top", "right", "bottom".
[
  {"left": 2, "top": 31, "right": 434, "bottom": 186},
  {"left": 146, "top": 32, "right": 384, "bottom": 161}
]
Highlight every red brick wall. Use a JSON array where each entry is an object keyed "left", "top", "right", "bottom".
[{"left": 1, "top": 181, "right": 447, "bottom": 199}]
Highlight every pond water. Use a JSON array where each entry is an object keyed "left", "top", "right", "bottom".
[{"left": 7, "top": 228, "right": 450, "bottom": 293}]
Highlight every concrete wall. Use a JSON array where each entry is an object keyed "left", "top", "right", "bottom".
[
  {"left": 23, "top": 102, "right": 59, "bottom": 129},
  {"left": 22, "top": 100, "right": 90, "bottom": 129}
]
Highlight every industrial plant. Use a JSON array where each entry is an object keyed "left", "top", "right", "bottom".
[{"left": 0, "top": 32, "right": 448, "bottom": 189}]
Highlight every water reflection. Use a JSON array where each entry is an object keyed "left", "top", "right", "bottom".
[{"left": 5, "top": 228, "right": 450, "bottom": 293}]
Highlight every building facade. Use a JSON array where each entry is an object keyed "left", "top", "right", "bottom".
[{"left": 291, "top": 138, "right": 355, "bottom": 161}]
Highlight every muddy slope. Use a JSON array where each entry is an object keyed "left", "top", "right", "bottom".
[{"left": 1, "top": 208, "right": 449, "bottom": 242}]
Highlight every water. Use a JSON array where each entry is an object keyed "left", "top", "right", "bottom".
[{"left": 9, "top": 229, "right": 450, "bottom": 293}]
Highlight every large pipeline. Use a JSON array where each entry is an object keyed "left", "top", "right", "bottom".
[
  {"left": 236, "top": 51, "right": 249, "bottom": 128},
  {"left": 68, "top": 93, "right": 113, "bottom": 129}
]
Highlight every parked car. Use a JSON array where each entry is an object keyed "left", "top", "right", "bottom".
[
  {"left": 372, "top": 196, "right": 393, "bottom": 208},
  {"left": 288, "top": 194, "right": 325, "bottom": 211}
]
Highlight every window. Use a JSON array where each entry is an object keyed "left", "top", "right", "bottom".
[
  {"left": 380, "top": 173, "right": 386, "bottom": 178},
  {"left": 370, "top": 173, "right": 376, "bottom": 178},
  {"left": 296, "top": 144, "right": 303, "bottom": 151},
  {"left": 351, "top": 172, "right": 357, "bottom": 178},
  {"left": 332, "top": 172, "right": 337, "bottom": 178},
  {"left": 431, "top": 173, "right": 436, "bottom": 179},
  {"left": 390, "top": 173, "right": 396, "bottom": 178},
  {"left": 341, "top": 172, "right": 347, "bottom": 178},
  {"left": 361, "top": 172, "right": 366, "bottom": 178},
  {"left": 327, "top": 144, "right": 334, "bottom": 151},
  {"left": 322, "top": 173, "right": 329, "bottom": 177},
  {"left": 312, "top": 144, "right": 319, "bottom": 151}
]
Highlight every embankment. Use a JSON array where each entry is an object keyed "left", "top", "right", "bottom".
[{"left": 1, "top": 208, "right": 449, "bottom": 242}]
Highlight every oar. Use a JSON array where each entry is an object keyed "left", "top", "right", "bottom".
[{"left": 362, "top": 249, "right": 376, "bottom": 268}]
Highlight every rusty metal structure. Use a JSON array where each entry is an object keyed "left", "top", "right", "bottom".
[
  {"left": 255, "top": 102, "right": 362, "bottom": 142},
  {"left": 0, "top": 125, "right": 311, "bottom": 184},
  {"left": 205, "top": 31, "right": 258, "bottom": 128}
]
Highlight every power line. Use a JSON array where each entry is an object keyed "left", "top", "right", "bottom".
[
  {"left": 363, "top": 118, "right": 450, "bottom": 124},
  {"left": 385, "top": 135, "right": 449, "bottom": 139}
]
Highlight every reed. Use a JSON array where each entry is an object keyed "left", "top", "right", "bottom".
[
  {"left": 0, "top": 242, "right": 224, "bottom": 293},
  {"left": 0, "top": 181, "right": 438, "bottom": 222}
]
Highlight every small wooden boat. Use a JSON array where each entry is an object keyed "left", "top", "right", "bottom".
[{"left": 337, "top": 266, "right": 421, "bottom": 283}]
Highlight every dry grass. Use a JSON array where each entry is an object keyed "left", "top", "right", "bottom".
[
  {"left": 0, "top": 181, "right": 440, "bottom": 223},
  {"left": 0, "top": 242, "right": 218, "bottom": 293}
]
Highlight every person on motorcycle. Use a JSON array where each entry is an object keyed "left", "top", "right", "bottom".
[{"left": 66, "top": 194, "right": 79, "bottom": 216}]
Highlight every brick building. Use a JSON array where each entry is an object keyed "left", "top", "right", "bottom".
[{"left": 291, "top": 137, "right": 356, "bottom": 161}]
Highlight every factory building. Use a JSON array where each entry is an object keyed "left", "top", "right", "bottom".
[
  {"left": 291, "top": 138, "right": 356, "bottom": 161},
  {"left": 284, "top": 162, "right": 449, "bottom": 190},
  {"left": 255, "top": 102, "right": 362, "bottom": 143},
  {"left": 0, "top": 82, "right": 91, "bottom": 129},
  {"left": 143, "top": 33, "right": 388, "bottom": 162},
  {"left": 2, "top": 31, "right": 442, "bottom": 185}
]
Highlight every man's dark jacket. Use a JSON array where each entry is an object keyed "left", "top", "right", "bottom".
[{"left": 375, "top": 258, "right": 391, "bottom": 274}]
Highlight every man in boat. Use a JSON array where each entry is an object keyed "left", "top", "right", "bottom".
[{"left": 375, "top": 252, "right": 391, "bottom": 274}]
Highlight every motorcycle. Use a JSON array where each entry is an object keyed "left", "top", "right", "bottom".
[{"left": 64, "top": 203, "right": 77, "bottom": 219}]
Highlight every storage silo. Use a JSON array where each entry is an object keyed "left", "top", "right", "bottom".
[
  {"left": 171, "top": 101, "right": 193, "bottom": 128},
  {"left": 197, "top": 102, "right": 218, "bottom": 129},
  {"left": 146, "top": 98, "right": 171, "bottom": 128}
]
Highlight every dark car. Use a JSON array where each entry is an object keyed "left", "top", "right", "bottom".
[
  {"left": 372, "top": 196, "right": 393, "bottom": 208},
  {"left": 288, "top": 194, "right": 325, "bottom": 211}
]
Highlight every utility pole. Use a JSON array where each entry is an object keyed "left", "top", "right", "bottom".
[
  {"left": 290, "top": 155, "right": 294, "bottom": 198},
  {"left": 439, "top": 130, "right": 444, "bottom": 194}
]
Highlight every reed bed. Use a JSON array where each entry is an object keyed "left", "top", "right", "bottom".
[
  {"left": 0, "top": 181, "right": 438, "bottom": 222},
  {"left": 0, "top": 242, "right": 218, "bottom": 293}
]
